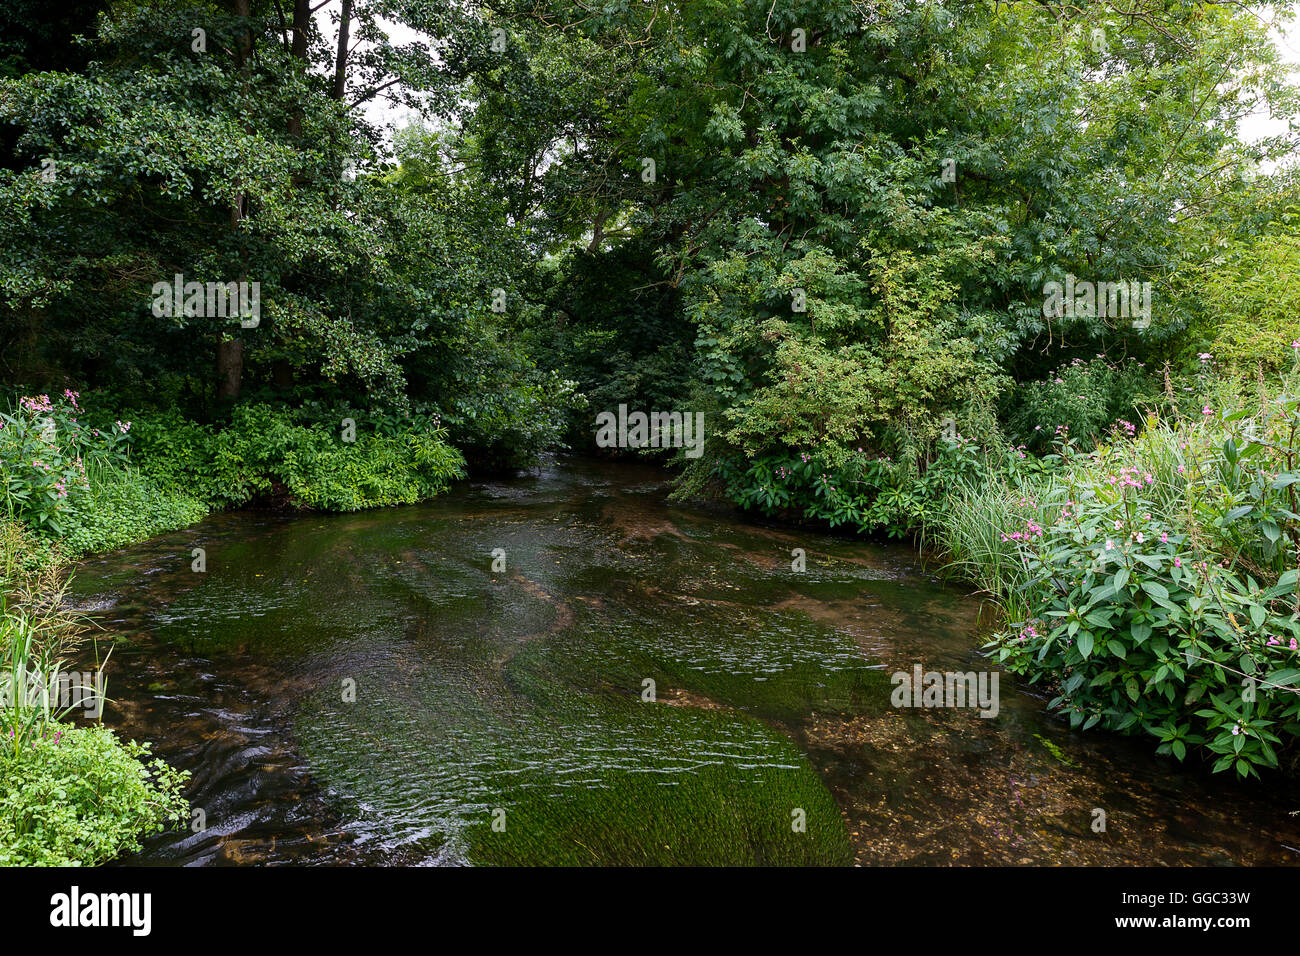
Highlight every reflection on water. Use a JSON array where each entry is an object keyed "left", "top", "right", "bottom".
[{"left": 67, "top": 457, "right": 1300, "bottom": 865}]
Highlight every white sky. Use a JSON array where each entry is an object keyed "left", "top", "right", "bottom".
[{"left": 325, "top": 6, "right": 1298, "bottom": 155}]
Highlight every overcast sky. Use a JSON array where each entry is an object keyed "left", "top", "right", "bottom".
[{"left": 325, "top": 6, "right": 1299, "bottom": 154}]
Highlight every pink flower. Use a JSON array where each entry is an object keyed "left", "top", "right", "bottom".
[
  {"left": 1175, "top": 557, "right": 1182, "bottom": 568},
  {"left": 1202, "top": 405, "right": 1213, "bottom": 416}
]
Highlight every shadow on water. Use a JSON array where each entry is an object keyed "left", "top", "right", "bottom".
[{"left": 65, "top": 457, "right": 1300, "bottom": 865}]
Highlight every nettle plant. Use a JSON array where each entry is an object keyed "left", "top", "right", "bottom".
[
  {"left": 0, "top": 391, "right": 130, "bottom": 535},
  {"left": 992, "top": 455, "right": 1300, "bottom": 778}
]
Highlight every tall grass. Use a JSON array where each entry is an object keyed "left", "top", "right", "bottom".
[
  {"left": 0, "top": 518, "right": 101, "bottom": 757},
  {"left": 925, "top": 366, "right": 1300, "bottom": 626},
  {"left": 923, "top": 468, "right": 1070, "bottom": 621}
]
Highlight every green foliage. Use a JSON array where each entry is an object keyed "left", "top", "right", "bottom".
[
  {"left": 0, "top": 529, "right": 187, "bottom": 867},
  {"left": 523, "top": 242, "right": 688, "bottom": 450},
  {"left": 0, "top": 515, "right": 63, "bottom": 582},
  {"left": 1184, "top": 230, "right": 1300, "bottom": 372},
  {"left": 432, "top": 339, "right": 584, "bottom": 473},
  {"left": 1006, "top": 357, "right": 1161, "bottom": 453},
  {"left": 0, "top": 725, "right": 189, "bottom": 866},
  {"left": 58, "top": 459, "right": 208, "bottom": 557},
  {"left": 982, "top": 385, "right": 1300, "bottom": 777},
  {"left": 717, "top": 432, "right": 1013, "bottom": 540},
  {"left": 132, "top": 403, "right": 466, "bottom": 512},
  {"left": 0, "top": 390, "right": 130, "bottom": 535}
]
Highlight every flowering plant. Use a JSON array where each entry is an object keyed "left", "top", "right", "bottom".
[
  {"left": 990, "top": 446, "right": 1300, "bottom": 778},
  {"left": 0, "top": 390, "right": 130, "bottom": 535}
]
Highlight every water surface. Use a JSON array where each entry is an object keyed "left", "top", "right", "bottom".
[{"left": 68, "top": 458, "right": 1300, "bottom": 865}]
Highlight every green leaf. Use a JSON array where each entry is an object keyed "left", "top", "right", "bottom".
[{"left": 1141, "top": 580, "right": 1169, "bottom": 601}]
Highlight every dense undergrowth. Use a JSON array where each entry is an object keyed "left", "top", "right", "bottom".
[
  {"left": 0, "top": 520, "right": 189, "bottom": 865},
  {"left": 713, "top": 360, "right": 1300, "bottom": 778}
]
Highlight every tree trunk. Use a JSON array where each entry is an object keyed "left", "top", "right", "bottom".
[
  {"left": 219, "top": 0, "right": 253, "bottom": 403},
  {"left": 332, "top": 0, "right": 352, "bottom": 100},
  {"left": 288, "top": 0, "right": 309, "bottom": 138},
  {"left": 217, "top": 337, "right": 244, "bottom": 402}
]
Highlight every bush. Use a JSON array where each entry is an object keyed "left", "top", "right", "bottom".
[
  {"left": 0, "top": 725, "right": 189, "bottom": 866},
  {"left": 131, "top": 403, "right": 467, "bottom": 511},
  {"left": 715, "top": 434, "right": 1008, "bottom": 539},
  {"left": 982, "top": 381, "right": 1300, "bottom": 777},
  {"left": 1005, "top": 356, "right": 1160, "bottom": 453},
  {"left": 0, "top": 390, "right": 130, "bottom": 536}
]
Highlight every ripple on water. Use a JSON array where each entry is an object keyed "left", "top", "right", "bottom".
[{"left": 64, "top": 458, "right": 1300, "bottom": 866}]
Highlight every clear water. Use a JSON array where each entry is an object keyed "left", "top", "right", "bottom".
[{"left": 65, "top": 458, "right": 1300, "bottom": 865}]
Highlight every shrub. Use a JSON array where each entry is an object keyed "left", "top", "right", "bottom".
[
  {"left": 1005, "top": 356, "right": 1160, "bottom": 453},
  {"left": 984, "top": 383, "right": 1300, "bottom": 777},
  {"left": 0, "top": 389, "right": 140, "bottom": 538},
  {"left": 0, "top": 725, "right": 189, "bottom": 866},
  {"left": 0, "top": 549, "right": 190, "bottom": 866},
  {"left": 716, "top": 433, "right": 1013, "bottom": 539},
  {"left": 131, "top": 403, "right": 467, "bottom": 511}
]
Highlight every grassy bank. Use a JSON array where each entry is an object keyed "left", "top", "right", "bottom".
[
  {"left": 0, "top": 519, "right": 189, "bottom": 865},
  {"left": 1, "top": 393, "right": 470, "bottom": 571}
]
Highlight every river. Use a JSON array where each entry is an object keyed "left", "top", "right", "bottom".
[{"left": 66, "top": 458, "right": 1300, "bottom": 865}]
